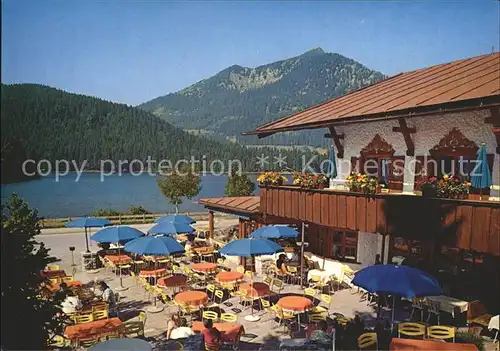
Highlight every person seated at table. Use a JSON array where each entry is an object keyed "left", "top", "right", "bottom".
[
  {"left": 374, "top": 254, "right": 382, "bottom": 265},
  {"left": 275, "top": 254, "right": 289, "bottom": 277},
  {"left": 61, "top": 291, "right": 83, "bottom": 315},
  {"left": 98, "top": 281, "right": 117, "bottom": 317},
  {"left": 352, "top": 314, "right": 365, "bottom": 336},
  {"left": 169, "top": 317, "right": 195, "bottom": 340},
  {"left": 201, "top": 319, "right": 221, "bottom": 351},
  {"left": 54, "top": 282, "right": 70, "bottom": 300},
  {"left": 166, "top": 314, "right": 180, "bottom": 339},
  {"left": 309, "top": 320, "right": 332, "bottom": 349}
]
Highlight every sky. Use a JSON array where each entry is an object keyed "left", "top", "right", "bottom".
[{"left": 2, "top": 1, "right": 499, "bottom": 106}]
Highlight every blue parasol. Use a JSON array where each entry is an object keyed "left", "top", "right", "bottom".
[
  {"left": 91, "top": 226, "right": 144, "bottom": 243},
  {"left": 148, "top": 221, "right": 195, "bottom": 236},
  {"left": 155, "top": 214, "right": 196, "bottom": 225},
  {"left": 471, "top": 144, "right": 492, "bottom": 191},
  {"left": 65, "top": 217, "right": 111, "bottom": 252},
  {"left": 250, "top": 225, "right": 298, "bottom": 239}
]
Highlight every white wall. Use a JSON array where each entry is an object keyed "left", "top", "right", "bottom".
[{"left": 330, "top": 109, "right": 499, "bottom": 199}]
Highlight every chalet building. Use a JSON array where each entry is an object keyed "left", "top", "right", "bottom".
[{"left": 201, "top": 53, "right": 500, "bottom": 310}]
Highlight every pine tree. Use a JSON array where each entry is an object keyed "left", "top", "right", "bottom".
[{"left": 1, "top": 194, "right": 64, "bottom": 349}]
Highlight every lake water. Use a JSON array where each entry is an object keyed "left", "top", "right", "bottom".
[{"left": 1, "top": 173, "right": 259, "bottom": 217}]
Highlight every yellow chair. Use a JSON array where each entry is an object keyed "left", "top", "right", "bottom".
[
  {"left": 121, "top": 321, "right": 145, "bottom": 338},
  {"left": 61, "top": 276, "right": 74, "bottom": 283},
  {"left": 236, "top": 266, "right": 245, "bottom": 274},
  {"left": 274, "top": 306, "right": 295, "bottom": 333},
  {"left": 358, "top": 333, "right": 377, "bottom": 350},
  {"left": 77, "top": 336, "right": 98, "bottom": 348},
  {"left": 270, "top": 279, "right": 284, "bottom": 297},
  {"left": 214, "top": 290, "right": 224, "bottom": 304},
  {"left": 49, "top": 278, "right": 60, "bottom": 285},
  {"left": 92, "top": 302, "right": 108, "bottom": 312},
  {"left": 206, "top": 284, "right": 216, "bottom": 299},
  {"left": 309, "top": 275, "right": 329, "bottom": 293},
  {"left": 308, "top": 313, "right": 327, "bottom": 323},
  {"left": 397, "top": 322, "right": 426, "bottom": 339},
  {"left": 263, "top": 276, "right": 273, "bottom": 286},
  {"left": 304, "top": 288, "right": 318, "bottom": 299},
  {"left": 202, "top": 310, "right": 219, "bottom": 322},
  {"left": 260, "top": 298, "right": 274, "bottom": 317},
  {"left": 74, "top": 313, "right": 94, "bottom": 324},
  {"left": 47, "top": 264, "right": 60, "bottom": 271},
  {"left": 220, "top": 313, "right": 238, "bottom": 323},
  {"left": 285, "top": 266, "right": 299, "bottom": 285},
  {"left": 92, "top": 310, "right": 108, "bottom": 320},
  {"left": 245, "top": 270, "right": 254, "bottom": 279},
  {"left": 311, "top": 294, "right": 332, "bottom": 314},
  {"left": 427, "top": 325, "right": 456, "bottom": 342},
  {"left": 48, "top": 335, "right": 70, "bottom": 348},
  {"left": 138, "top": 311, "right": 147, "bottom": 325}
]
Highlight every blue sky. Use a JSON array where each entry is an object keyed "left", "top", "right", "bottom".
[{"left": 2, "top": 1, "right": 499, "bottom": 105}]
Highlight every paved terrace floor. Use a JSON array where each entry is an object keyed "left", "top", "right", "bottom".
[{"left": 39, "top": 224, "right": 498, "bottom": 350}]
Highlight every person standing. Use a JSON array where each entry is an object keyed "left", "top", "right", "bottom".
[
  {"left": 375, "top": 254, "right": 382, "bottom": 265},
  {"left": 99, "top": 281, "right": 117, "bottom": 317}
]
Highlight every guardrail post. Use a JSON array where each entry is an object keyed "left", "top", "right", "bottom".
[
  {"left": 119, "top": 214, "right": 122, "bottom": 224},
  {"left": 143, "top": 214, "right": 146, "bottom": 223}
]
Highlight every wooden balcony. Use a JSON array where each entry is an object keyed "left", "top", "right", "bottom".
[{"left": 259, "top": 185, "right": 500, "bottom": 256}]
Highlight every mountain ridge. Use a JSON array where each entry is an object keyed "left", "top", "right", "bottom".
[{"left": 139, "top": 48, "right": 386, "bottom": 146}]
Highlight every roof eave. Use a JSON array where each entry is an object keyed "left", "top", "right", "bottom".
[{"left": 242, "top": 96, "right": 500, "bottom": 138}]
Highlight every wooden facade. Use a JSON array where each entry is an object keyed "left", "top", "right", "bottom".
[{"left": 260, "top": 186, "right": 500, "bottom": 257}]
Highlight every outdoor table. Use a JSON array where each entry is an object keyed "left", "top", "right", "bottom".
[
  {"left": 307, "top": 269, "right": 334, "bottom": 283},
  {"left": 65, "top": 317, "right": 122, "bottom": 341},
  {"left": 104, "top": 255, "right": 132, "bottom": 265},
  {"left": 191, "top": 262, "right": 218, "bottom": 274},
  {"left": 48, "top": 280, "right": 82, "bottom": 292},
  {"left": 41, "top": 269, "right": 67, "bottom": 279},
  {"left": 239, "top": 282, "right": 270, "bottom": 297},
  {"left": 139, "top": 268, "right": 167, "bottom": 278},
  {"left": 389, "top": 338, "right": 478, "bottom": 350},
  {"left": 90, "top": 338, "right": 152, "bottom": 351},
  {"left": 191, "top": 246, "right": 213, "bottom": 255},
  {"left": 216, "top": 271, "right": 244, "bottom": 284},
  {"left": 277, "top": 296, "right": 313, "bottom": 329},
  {"left": 158, "top": 275, "right": 187, "bottom": 288},
  {"left": 278, "top": 296, "right": 313, "bottom": 312},
  {"left": 174, "top": 290, "right": 208, "bottom": 307},
  {"left": 427, "top": 295, "right": 468, "bottom": 318},
  {"left": 191, "top": 321, "right": 244, "bottom": 343}
]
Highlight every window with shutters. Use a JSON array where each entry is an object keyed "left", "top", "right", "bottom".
[
  {"left": 356, "top": 134, "right": 405, "bottom": 191},
  {"left": 414, "top": 128, "right": 494, "bottom": 192}
]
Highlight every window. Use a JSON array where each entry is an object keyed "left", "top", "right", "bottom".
[
  {"left": 331, "top": 231, "right": 358, "bottom": 262},
  {"left": 390, "top": 237, "right": 426, "bottom": 262}
]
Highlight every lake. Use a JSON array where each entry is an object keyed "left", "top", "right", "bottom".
[{"left": 1, "top": 173, "right": 259, "bottom": 217}]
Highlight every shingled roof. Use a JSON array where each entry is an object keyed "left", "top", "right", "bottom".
[{"left": 244, "top": 52, "right": 500, "bottom": 137}]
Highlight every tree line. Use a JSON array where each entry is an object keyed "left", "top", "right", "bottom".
[{"left": 1, "top": 84, "right": 324, "bottom": 183}]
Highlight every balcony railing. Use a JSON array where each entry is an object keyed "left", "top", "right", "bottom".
[{"left": 259, "top": 185, "right": 500, "bottom": 256}]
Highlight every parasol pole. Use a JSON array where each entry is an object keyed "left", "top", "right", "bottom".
[
  {"left": 391, "top": 295, "right": 395, "bottom": 331},
  {"left": 116, "top": 243, "right": 128, "bottom": 291},
  {"left": 244, "top": 253, "right": 261, "bottom": 322},
  {"left": 84, "top": 227, "right": 90, "bottom": 252},
  {"left": 300, "top": 222, "right": 305, "bottom": 288}
]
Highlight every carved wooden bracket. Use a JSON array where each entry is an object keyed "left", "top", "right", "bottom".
[
  {"left": 360, "top": 134, "right": 395, "bottom": 158},
  {"left": 324, "top": 126, "right": 345, "bottom": 158},
  {"left": 392, "top": 117, "right": 416, "bottom": 156},
  {"left": 485, "top": 107, "right": 500, "bottom": 154},
  {"left": 429, "top": 128, "right": 478, "bottom": 157}
]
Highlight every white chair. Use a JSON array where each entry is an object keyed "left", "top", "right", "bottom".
[{"left": 426, "top": 300, "right": 441, "bottom": 325}]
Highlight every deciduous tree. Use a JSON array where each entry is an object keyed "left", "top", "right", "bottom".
[{"left": 157, "top": 167, "right": 201, "bottom": 213}]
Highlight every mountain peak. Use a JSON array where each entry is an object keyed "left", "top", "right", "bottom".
[{"left": 302, "top": 47, "right": 325, "bottom": 56}]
